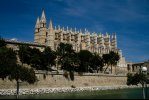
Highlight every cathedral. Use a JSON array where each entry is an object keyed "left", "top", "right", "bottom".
[{"left": 34, "top": 10, "right": 127, "bottom": 68}]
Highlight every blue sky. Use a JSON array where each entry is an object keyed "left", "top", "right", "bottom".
[{"left": 0, "top": 0, "right": 149, "bottom": 63}]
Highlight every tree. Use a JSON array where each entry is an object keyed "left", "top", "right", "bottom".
[
  {"left": 56, "top": 43, "right": 76, "bottom": 71},
  {"left": 102, "top": 54, "right": 111, "bottom": 73},
  {"left": 103, "top": 51, "right": 120, "bottom": 74},
  {"left": 0, "top": 37, "right": 6, "bottom": 47},
  {"left": 0, "top": 39, "right": 37, "bottom": 98},
  {"left": 29, "top": 47, "right": 42, "bottom": 70},
  {"left": 9, "top": 64, "right": 37, "bottom": 98},
  {"left": 78, "top": 50, "right": 93, "bottom": 72},
  {"left": 18, "top": 45, "right": 32, "bottom": 65},
  {"left": 42, "top": 47, "right": 56, "bottom": 71},
  {"left": 0, "top": 47, "right": 17, "bottom": 79},
  {"left": 90, "top": 53, "right": 104, "bottom": 73},
  {"left": 127, "top": 73, "right": 148, "bottom": 99},
  {"left": 109, "top": 51, "right": 120, "bottom": 74}
]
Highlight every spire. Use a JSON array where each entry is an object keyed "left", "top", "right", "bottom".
[
  {"left": 58, "top": 25, "right": 60, "bottom": 31},
  {"left": 106, "top": 32, "right": 108, "bottom": 36},
  {"left": 49, "top": 19, "right": 53, "bottom": 30},
  {"left": 111, "top": 34, "right": 113, "bottom": 39},
  {"left": 62, "top": 27, "right": 64, "bottom": 31},
  {"left": 40, "top": 9, "right": 46, "bottom": 23},
  {"left": 99, "top": 32, "right": 102, "bottom": 37},
  {"left": 70, "top": 27, "right": 72, "bottom": 32},
  {"left": 85, "top": 28, "right": 87, "bottom": 33},
  {"left": 114, "top": 32, "right": 117, "bottom": 39},
  {"left": 80, "top": 29, "right": 82, "bottom": 33},
  {"left": 74, "top": 27, "right": 76, "bottom": 33},
  {"left": 67, "top": 26, "right": 69, "bottom": 32},
  {"left": 35, "top": 17, "right": 40, "bottom": 28},
  {"left": 55, "top": 26, "right": 57, "bottom": 30}
]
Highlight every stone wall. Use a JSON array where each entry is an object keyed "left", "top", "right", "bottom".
[{"left": 0, "top": 74, "right": 127, "bottom": 89}]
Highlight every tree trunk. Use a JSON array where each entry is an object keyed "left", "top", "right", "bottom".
[
  {"left": 16, "top": 80, "right": 19, "bottom": 99},
  {"left": 104, "top": 65, "right": 109, "bottom": 73},
  {"left": 111, "top": 65, "right": 112, "bottom": 74}
]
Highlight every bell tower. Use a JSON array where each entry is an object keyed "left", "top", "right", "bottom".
[
  {"left": 34, "top": 17, "right": 40, "bottom": 43},
  {"left": 39, "top": 9, "right": 47, "bottom": 44}
]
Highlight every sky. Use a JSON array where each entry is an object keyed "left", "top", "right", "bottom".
[{"left": 0, "top": 0, "right": 149, "bottom": 63}]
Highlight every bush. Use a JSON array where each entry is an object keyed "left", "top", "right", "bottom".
[
  {"left": 69, "top": 71, "right": 74, "bottom": 81},
  {"left": 71, "top": 85, "right": 76, "bottom": 88}
]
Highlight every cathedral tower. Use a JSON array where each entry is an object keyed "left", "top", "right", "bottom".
[
  {"left": 34, "top": 17, "right": 40, "bottom": 43},
  {"left": 39, "top": 9, "right": 47, "bottom": 44},
  {"left": 47, "top": 19, "right": 55, "bottom": 50}
]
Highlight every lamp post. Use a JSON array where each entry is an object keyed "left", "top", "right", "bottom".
[{"left": 142, "top": 66, "right": 147, "bottom": 99}]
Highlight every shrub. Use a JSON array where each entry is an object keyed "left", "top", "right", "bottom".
[{"left": 71, "top": 85, "right": 76, "bottom": 88}]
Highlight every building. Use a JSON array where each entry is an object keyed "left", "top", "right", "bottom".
[
  {"left": 34, "top": 9, "right": 127, "bottom": 68},
  {"left": 128, "top": 60, "right": 149, "bottom": 74}
]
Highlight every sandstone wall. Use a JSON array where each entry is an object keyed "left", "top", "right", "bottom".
[{"left": 0, "top": 74, "right": 127, "bottom": 89}]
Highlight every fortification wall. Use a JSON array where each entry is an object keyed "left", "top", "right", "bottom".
[{"left": 0, "top": 74, "right": 127, "bottom": 89}]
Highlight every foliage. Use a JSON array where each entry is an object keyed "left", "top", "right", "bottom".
[
  {"left": 78, "top": 50, "right": 93, "bottom": 72},
  {"left": 42, "top": 47, "right": 56, "bottom": 71},
  {"left": 0, "top": 37, "right": 6, "bottom": 47},
  {"left": 18, "top": 45, "right": 32, "bottom": 65},
  {"left": 127, "top": 73, "right": 148, "bottom": 86},
  {"left": 90, "top": 53, "right": 104, "bottom": 72},
  {"left": 102, "top": 51, "right": 120, "bottom": 73},
  {"left": 57, "top": 43, "right": 77, "bottom": 72},
  {"left": 29, "top": 48, "right": 42, "bottom": 69},
  {"left": 0, "top": 38, "right": 37, "bottom": 97},
  {"left": 0, "top": 46, "right": 17, "bottom": 80},
  {"left": 9, "top": 64, "right": 37, "bottom": 84}
]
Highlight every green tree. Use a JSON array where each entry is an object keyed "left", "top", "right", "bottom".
[
  {"left": 0, "top": 47, "right": 17, "bottom": 79},
  {"left": 127, "top": 73, "right": 148, "bottom": 99},
  {"left": 78, "top": 50, "right": 93, "bottom": 72},
  {"left": 103, "top": 51, "right": 120, "bottom": 74},
  {"left": 109, "top": 51, "right": 120, "bottom": 74},
  {"left": 102, "top": 53, "right": 111, "bottom": 73},
  {"left": 0, "top": 39, "right": 37, "bottom": 98},
  {"left": 29, "top": 47, "right": 42, "bottom": 70},
  {"left": 90, "top": 53, "right": 104, "bottom": 73},
  {"left": 18, "top": 45, "right": 32, "bottom": 65},
  {"left": 42, "top": 47, "right": 56, "bottom": 71},
  {"left": 0, "top": 37, "right": 6, "bottom": 47},
  {"left": 56, "top": 43, "right": 76, "bottom": 71},
  {"left": 0, "top": 38, "right": 17, "bottom": 79},
  {"left": 9, "top": 64, "right": 37, "bottom": 98}
]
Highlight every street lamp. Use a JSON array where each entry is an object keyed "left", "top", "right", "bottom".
[{"left": 142, "top": 66, "right": 147, "bottom": 99}]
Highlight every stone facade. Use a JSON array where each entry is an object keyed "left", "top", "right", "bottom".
[{"left": 34, "top": 10, "right": 127, "bottom": 67}]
